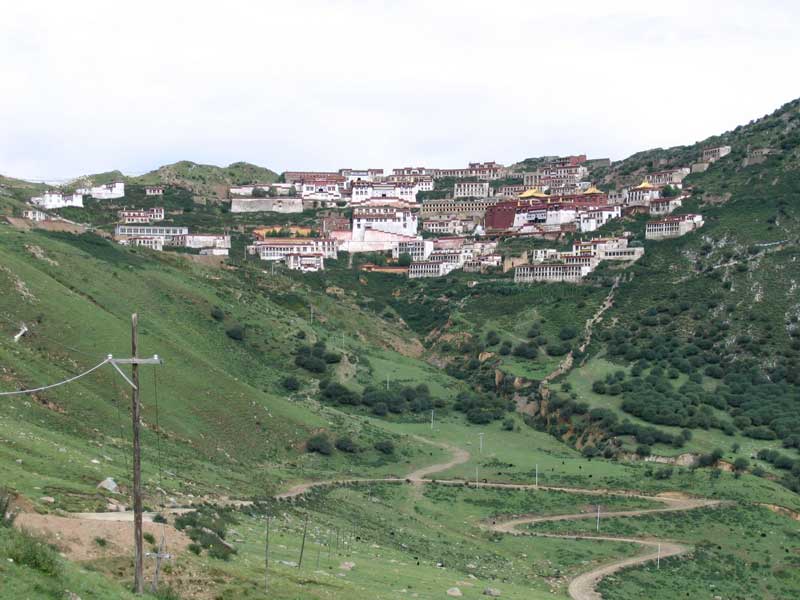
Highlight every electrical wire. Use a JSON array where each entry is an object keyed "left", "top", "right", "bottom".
[{"left": 0, "top": 357, "right": 111, "bottom": 396}]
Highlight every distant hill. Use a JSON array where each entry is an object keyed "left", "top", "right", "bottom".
[{"left": 129, "top": 160, "right": 279, "bottom": 200}]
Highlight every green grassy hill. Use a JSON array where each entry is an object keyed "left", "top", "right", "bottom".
[{"left": 1, "top": 99, "right": 800, "bottom": 600}]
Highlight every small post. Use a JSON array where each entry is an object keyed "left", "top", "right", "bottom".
[
  {"left": 657, "top": 543, "right": 661, "bottom": 569},
  {"left": 478, "top": 432, "right": 484, "bottom": 455},
  {"left": 147, "top": 535, "right": 172, "bottom": 593},
  {"left": 475, "top": 466, "right": 479, "bottom": 485},
  {"left": 385, "top": 374, "right": 389, "bottom": 391},
  {"left": 298, "top": 513, "right": 309, "bottom": 568},
  {"left": 264, "top": 515, "right": 271, "bottom": 593},
  {"left": 535, "top": 464, "right": 539, "bottom": 487},
  {"left": 430, "top": 409, "right": 434, "bottom": 430},
  {"left": 596, "top": 505, "right": 600, "bottom": 532}
]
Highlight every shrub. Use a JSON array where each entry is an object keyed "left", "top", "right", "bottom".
[
  {"left": 654, "top": 466, "right": 673, "bottom": 480},
  {"left": 225, "top": 324, "right": 245, "bottom": 341},
  {"left": 636, "top": 444, "right": 651, "bottom": 457},
  {"left": 282, "top": 376, "right": 300, "bottom": 391},
  {"left": 143, "top": 532, "right": 156, "bottom": 545},
  {"left": 94, "top": 536, "right": 108, "bottom": 547},
  {"left": 372, "top": 402, "right": 388, "bottom": 416},
  {"left": 210, "top": 306, "right": 225, "bottom": 321},
  {"left": 559, "top": 326, "right": 578, "bottom": 341},
  {"left": 374, "top": 440, "right": 395, "bottom": 455},
  {"left": 7, "top": 530, "right": 62, "bottom": 576},
  {"left": 188, "top": 543, "right": 202, "bottom": 555},
  {"left": 733, "top": 457, "right": 749, "bottom": 472},
  {"left": 502, "top": 418, "right": 515, "bottom": 431},
  {"left": 486, "top": 331, "right": 500, "bottom": 346},
  {"left": 335, "top": 436, "right": 359, "bottom": 453},
  {"left": 306, "top": 433, "right": 333, "bottom": 455}
]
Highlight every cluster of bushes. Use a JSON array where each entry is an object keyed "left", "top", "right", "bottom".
[
  {"left": 453, "top": 391, "right": 511, "bottom": 424},
  {"left": 174, "top": 508, "right": 238, "bottom": 560},
  {"left": 294, "top": 341, "right": 342, "bottom": 374},
  {"left": 317, "top": 380, "right": 442, "bottom": 417},
  {"left": 306, "top": 432, "right": 394, "bottom": 456}
]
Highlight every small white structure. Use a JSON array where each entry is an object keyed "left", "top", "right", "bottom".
[
  {"left": 77, "top": 182, "right": 125, "bottom": 200},
  {"left": 646, "top": 214, "right": 704, "bottom": 240},
  {"left": 231, "top": 197, "right": 303, "bottom": 213},
  {"left": 702, "top": 146, "right": 731, "bottom": 163},
  {"left": 30, "top": 191, "right": 84, "bottom": 210},
  {"left": 645, "top": 168, "right": 690, "bottom": 187},
  {"left": 393, "top": 239, "right": 434, "bottom": 262},
  {"left": 514, "top": 262, "right": 592, "bottom": 283},
  {"left": 351, "top": 182, "right": 419, "bottom": 204},
  {"left": 22, "top": 207, "right": 48, "bottom": 221},
  {"left": 285, "top": 253, "right": 325, "bottom": 272},
  {"left": 577, "top": 206, "right": 622, "bottom": 232},
  {"left": 118, "top": 207, "right": 165, "bottom": 223},
  {"left": 454, "top": 181, "right": 490, "bottom": 199},
  {"left": 200, "top": 248, "right": 230, "bottom": 256},
  {"left": 408, "top": 260, "right": 459, "bottom": 278},
  {"left": 115, "top": 225, "right": 188, "bottom": 240},
  {"left": 172, "top": 234, "right": 231, "bottom": 249},
  {"left": 422, "top": 218, "right": 475, "bottom": 235},
  {"left": 145, "top": 186, "right": 164, "bottom": 196},
  {"left": 119, "top": 237, "right": 164, "bottom": 251},
  {"left": 352, "top": 207, "right": 418, "bottom": 240},
  {"left": 624, "top": 180, "right": 661, "bottom": 206},
  {"left": 248, "top": 238, "right": 337, "bottom": 261},
  {"left": 649, "top": 197, "right": 683, "bottom": 216}
]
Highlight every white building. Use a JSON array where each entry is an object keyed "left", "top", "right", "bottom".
[
  {"left": 393, "top": 239, "right": 434, "bottom": 262},
  {"left": 339, "top": 168, "right": 384, "bottom": 186},
  {"left": 422, "top": 218, "right": 475, "bottom": 235},
  {"left": 77, "top": 182, "right": 125, "bottom": 200},
  {"left": 514, "top": 263, "right": 592, "bottom": 283},
  {"left": 300, "top": 179, "right": 343, "bottom": 207},
  {"left": 408, "top": 261, "right": 459, "bottom": 278},
  {"left": 119, "top": 237, "right": 164, "bottom": 251},
  {"left": 645, "top": 168, "right": 690, "bottom": 188},
  {"left": 115, "top": 225, "right": 188, "bottom": 240},
  {"left": 702, "top": 146, "right": 731, "bottom": 163},
  {"left": 645, "top": 214, "right": 704, "bottom": 240},
  {"left": 352, "top": 207, "right": 418, "bottom": 241},
  {"left": 118, "top": 207, "right": 165, "bottom": 223},
  {"left": 453, "top": 181, "right": 491, "bottom": 199},
  {"left": 649, "top": 197, "right": 683, "bottom": 216},
  {"left": 30, "top": 191, "right": 84, "bottom": 210},
  {"left": 248, "top": 238, "right": 338, "bottom": 261},
  {"left": 434, "top": 162, "right": 508, "bottom": 181},
  {"left": 172, "top": 234, "right": 231, "bottom": 249},
  {"left": 145, "top": 186, "right": 164, "bottom": 196},
  {"left": 199, "top": 248, "right": 230, "bottom": 257},
  {"left": 624, "top": 180, "right": 661, "bottom": 206},
  {"left": 512, "top": 205, "right": 577, "bottom": 230},
  {"left": 231, "top": 197, "right": 303, "bottom": 213},
  {"left": 351, "top": 182, "right": 419, "bottom": 204},
  {"left": 577, "top": 206, "right": 622, "bottom": 232},
  {"left": 286, "top": 253, "right": 325, "bottom": 272},
  {"left": 22, "top": 207, "right": 48, "bottom": 221}
]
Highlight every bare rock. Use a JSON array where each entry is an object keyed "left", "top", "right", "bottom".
[
  {"left": 97, "top": 478, "right": 118, "bottom": 493},
  {"left": 484, "top": 588, "right": 502, "bottom": 597},
  {"left": 446, "top": 588, "right": 462, "bottom": 597}
]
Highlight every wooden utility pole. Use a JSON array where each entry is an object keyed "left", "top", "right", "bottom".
[
  {"left": 298, "top": 513, "right": 309, "bottom": 568},
  {"left": 131, "top": 313, "right": 144, "bottom": 594},
  {"left": 264, "top": 515, "right": 271, "bottom": 593}
]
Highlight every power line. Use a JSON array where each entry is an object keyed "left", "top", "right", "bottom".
[{"left": 0, "top": 357, "right": 111, "bottom": 396}]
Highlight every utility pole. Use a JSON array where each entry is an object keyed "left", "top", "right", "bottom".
[
  {"left": 475, "top": 466, "right": 479, "bottom": 485},
  {"left": 535, "top": 464, "right": 539, "bottom": 487},
  {"left": 657, "top": 543, "right": 661, "bottom": 569},
  {"left": 264, "top": 515, "right": 271, "bottom": 593},
  {"left": 298, "top": 513, "right": 309, "bottom": 568},
  {"left": 430, "top": 409, "right": 434, "bottom": 430},
  {"left": 385, "top": 374, "right": 389, "bottom": 391},
  {"left": 478, "top": 432, "right": 484, "bottom": 455},
  {"left": 596, "top": 505, "right": 600, "bottom": 532},
  {"left": 146, "top": 536, "right": 172, "bottom": 593},
  {"left": 131, "top": 313, "right": 144, "bottom": 595}
]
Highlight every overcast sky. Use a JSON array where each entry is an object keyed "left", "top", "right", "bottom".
[{"left": 2, "top": 1, "right": 799, "bottom": 181}]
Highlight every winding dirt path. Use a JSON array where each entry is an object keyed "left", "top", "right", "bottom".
[{"left": 486, "top": 492, "right": 720, "bottom": 600}]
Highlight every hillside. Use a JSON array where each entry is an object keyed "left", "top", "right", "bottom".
[{"left": 1, "top": 100, "right": 800, "bottom": 600}]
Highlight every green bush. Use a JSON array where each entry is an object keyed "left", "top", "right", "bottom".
[
  {"left": 306, "top": 433, "right": 333, "bottom": 455},
  {"left": 7, "top": 530, "right": 62, "bottom": 576},
  {"left": 188, "top": 543, "right": 202, "bottom": 555},
  {"left": 143, "top": 532, "right": 156, "bottom": 545},
  {"left": 210, "top": 306, "right": 225, "bottom": 321},
  {"left": 225, "top": 324, "right": 245, "bottom": 341},
  {"left": 374, "top": 439, "right": 395, "bottom": 455},
  {"left": 335, "top": 436, "right": 359, "bottom": 453}
]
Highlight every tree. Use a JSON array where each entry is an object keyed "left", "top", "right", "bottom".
[
  {"left": 733, "top": 457, "right": 749, "bottom": 472},
  {"left": 282, "top": 376, "right": 300, "bottom": 391},
  {"left": 374, "top": 439, "right": 395, "bottom": 455},
  {"left": 225, "top": 324, "right": 245, "bottom": 341},
  {"left": 335, "top": 436, "right": 359, "bottom": 453},
  {"left": 397, "top": 252, "right": 412, "bottom": 267},
  {"left": 306, "top": 433, "right": 333, "bottom": 455},
  {"left": 502, "top": 418, "right": 515, "bottom": 431},
  {"left": 210, "top": 306, "right": 225, "bottom": 321}
]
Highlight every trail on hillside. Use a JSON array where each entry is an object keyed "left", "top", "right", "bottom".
[{"left": 535, "top": 275, "right": 621, "bottom": 398}]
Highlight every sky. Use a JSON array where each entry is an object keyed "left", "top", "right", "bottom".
[{"left": 2, "top": 0, "right": 799, "bottom": 181}]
